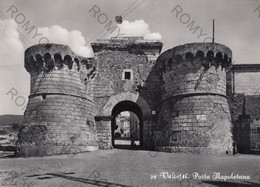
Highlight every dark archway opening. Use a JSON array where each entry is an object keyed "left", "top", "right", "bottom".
[{"left": 111, "top": 101, "right": 143, "bottom": 149}]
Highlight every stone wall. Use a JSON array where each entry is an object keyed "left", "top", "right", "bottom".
[
  {"left": 91, "top": 38, "right": 163, "bottom": 116},
  {"left": 90, "top": 37, "right": 163, "bottom": 149},
  {"left": 95, "top": 116, "right": 112, "bottom": 149},
  {"left": 227, "top": 64, "right": 260, "bottom": 153},
  {"left": 18, "top": 38, "right": 241, "bottom": 156},
  {"left": 154, "top": 43, "right": 233, "bottom": 154},
  {"left": 250, "top": 119, "right": 260, "bottom": 152},
  {"left": 226, "top": 64, "right": 260, "bottom": 96},
  {"left": 228, "top": 94, "right": 260, "bottom": 153},
  {"left": 16, "top": 44, "right": 98, "bottom": 157}
]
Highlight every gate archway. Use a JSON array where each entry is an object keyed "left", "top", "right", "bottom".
[
  {"left": 103, "top": 92, "right": 151, "bottom": 119},
  {"left": 111, "top": 101, "right": 143, "bottom": 148}
]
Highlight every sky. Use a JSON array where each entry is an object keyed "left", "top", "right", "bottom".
[{"left": 0, "top": 0, "right": 260, "bottom": 115}]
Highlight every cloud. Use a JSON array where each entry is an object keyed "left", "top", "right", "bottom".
[
  {"left": 144, "top": 32, "right": 162, "bottom": 40},
  {"left": 0, "top": 18, "right": 161, "bottom": 115},
  {"left": 110, "top": 19, "right": 162, "bottom": 40},
  {"left": 0, "top": 21, "right": 94, "bottom": 115},
  {"left": 36, "top": 25, "right": 93, "bottom": 57}
]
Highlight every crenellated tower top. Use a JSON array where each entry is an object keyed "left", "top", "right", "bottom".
[
  {"left": 157, "top": 42, "right": 232, "bottom": 73},
  {"left": 24, "top": 43, "right": 95, "bottom": 76},
  {"left": 91, "top": 36, "right": 163, "bottom": 55}
]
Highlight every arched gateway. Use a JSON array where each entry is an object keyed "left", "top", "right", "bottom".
[
  {"left": 103, "top": 91, "right": 152, "bottom": 147},
  {"left": 103, "top": 92, "right": 151, "bottom": 118},
  {"left": 111, "top": 101, "right": 143, "bottom": 148},
  {"left": 95, "top": 92, "right": 152, "bottom": 150}
]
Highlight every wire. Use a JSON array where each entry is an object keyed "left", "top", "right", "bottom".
[
  {"left": 121, "top": 0, "right": 145, "bottom": 18},
  {"left": 229, "top": 44, "right": 260, "bottom": 58},
  {"left": 99, "top": 0, "right": 146, "bottom": 40},
  {"left": 87, "top": 0, "right": 146, "bottom": 43},
  {"left": 120, "top": 0, "right": 139, "bottom": 17}
]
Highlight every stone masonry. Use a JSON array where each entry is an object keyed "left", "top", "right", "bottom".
[
  {"left": 155, "top": 43, "right": 233, "bottom": 154},
  {"left": 16, "top": 44, "right": 98, "bottom": 156},
  {"left": 227, "top": 65, "right": 260, "bottom": 153},
  {"left": 16, "top": 37, "right": 234, "bottom": 157}
]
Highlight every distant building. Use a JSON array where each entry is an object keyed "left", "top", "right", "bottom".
[
  {"left": 227, "top": 64, "right": 260, "bottom": 153},
  {"left": 129, "top": 112, "right": 140, "bottom": 140},
  {"left": 115, "top": 114, "right": 130, "bottom": 138}
]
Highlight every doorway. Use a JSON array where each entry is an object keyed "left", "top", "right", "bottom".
[{"left": 111, "top": 101, "right": 143, "bottom": 149}]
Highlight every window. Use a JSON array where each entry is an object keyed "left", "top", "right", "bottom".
[
  {"left": 41, "top": 94, "right": 47, "bottom": 100},
  {"left": 122, "top": 69, "right": 133, "bottom": 80},
  {"left": 124, "top": 72, "right": 131, "bottom": 80}
]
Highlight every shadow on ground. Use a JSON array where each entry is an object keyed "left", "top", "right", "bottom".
[
  {"left": 113, "top": 145, "right": 142, "bottom": 150},
  {"left": 27, "top": 172, "right": 131, "bottom": 187},
  {"left": 202, "top": 180, "right": 259, "bottom": 187}
]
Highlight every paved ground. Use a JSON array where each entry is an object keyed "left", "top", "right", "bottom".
[
  {"left": 114, "top": 140, "right": 140, "bottom": 145},
  {"left": 0, "top": 149, "right": 259, "bottom": 187}
]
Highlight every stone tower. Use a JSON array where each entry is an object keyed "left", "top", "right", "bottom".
[
  {"left": 16, "top": 44, "right": 98, "bottom": 156},
  {"left": 155, "top": 43, "right": 233, "bottom": 154}
]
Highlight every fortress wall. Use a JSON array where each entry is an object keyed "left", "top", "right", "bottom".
[
  {"left": 90, "top": 39, "right": 163, "bottom": 117},
  {"left": 155, "top": 43, "right": 233, "bottom": 154},
  {"left": 16, "top": 44, "right": 98, "bottom": 157},
  {"left": 16, "top": 38, "right": 238, "bottom": 156},
  {"left": 91, "top": 38, "right": 163, "bottom": 149}
]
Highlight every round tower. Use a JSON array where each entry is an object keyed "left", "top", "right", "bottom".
[
  {"left": 16, "top": 44, "right": 98, "bottom": 157},
  {"left": 155, "top": 43, "right": 233, "bottom": 154}
]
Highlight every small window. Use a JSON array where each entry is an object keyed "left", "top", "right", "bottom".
[
  {"left": 124, "top": 72, "right": 131, "bottom": 80},
  {"left": 122, "top": 69, "right": 133, "bottom": 80},
  {"left": 41, "top": 94, "right": 47, "bottom": 100}
]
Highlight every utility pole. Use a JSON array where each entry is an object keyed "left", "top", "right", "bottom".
[{"left": 212, "top": 19, "right": 215, "bottom": 43}]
